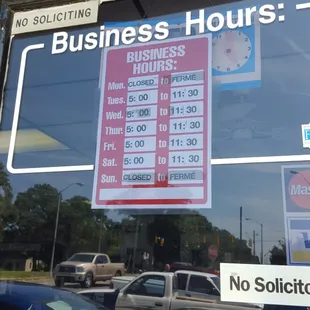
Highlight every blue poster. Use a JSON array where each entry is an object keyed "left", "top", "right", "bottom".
[
  {"left": 286, "top": 218, "right": 310, "bottom": 265},
  {"left": 282, "top": 165, "right": 310, "bottom": 265}
]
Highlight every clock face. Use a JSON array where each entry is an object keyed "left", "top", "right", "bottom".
[{"left": 212, "top": 30, "right": 252, "bottom": 73}]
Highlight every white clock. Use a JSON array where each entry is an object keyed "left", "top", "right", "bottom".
[{"left": 212, "top": 30, "right": 252, "bottom": 73}]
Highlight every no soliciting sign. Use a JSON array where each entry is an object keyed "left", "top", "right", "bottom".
[{"left": 220, "top": 263, "right": 310, "bottom": 307}]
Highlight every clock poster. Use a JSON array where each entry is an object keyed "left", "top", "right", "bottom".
[
  {"left": 210, "top": 11, "right": 261, "bottom": 91},
  {"left": 105, "top": 10, "right": 261, "bottom": 92},
  {"left": 162, "top": 11, "right": 261, "bottom": 91}
]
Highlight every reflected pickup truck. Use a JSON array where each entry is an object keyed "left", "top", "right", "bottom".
[
  {"left": 53, "top": 252, "right": 125, "bottom": 288},
  {"left": 115, "top": 272, "right": 259, "bottom": 310}
]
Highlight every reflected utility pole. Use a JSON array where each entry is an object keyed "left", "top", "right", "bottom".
[
  {"left": 246, "top": 218, "right": 263, "bottom": 264},
  {"left": 239, "top": 206, "right": 243, "bottom": 262},
  {"left": 50, "top": 182, "right": 84, "bottom": 278},
  {"left": 98, "top": 211, "right": 104, "bottom": 252},
  {"left": 132, "top": 218, "right": 140, "bottom": 273},
  {"left": 253, "top": 230, "right": 256, "bottom": 257}
]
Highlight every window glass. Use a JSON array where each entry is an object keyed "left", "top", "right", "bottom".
[
  {"left": 78, "top": 292, "right": 106, "bottom": 305},
  {"left": 127, "top": 275, "right": 165, "bottom": 297},
  {"left": 188, "top": 275, "right": 215, "bottom": 294},
  {"left": 79, "top": 292, "right": 95, "bottom": 300},
  {"left": 78, "top": 292, "right": 108, "bottom": 306},
  {"left": 139, "top": 277, "right": 166, "bottom": 297},
  {"left": 92, "top": 293, "right": 105, "bottom": 304},
  {"left": 96, "top": 256, "right": 104, "bottom": 264},
  {"left": 102, "top": 255, "right": 108, "bottom": 264},
  {"left": 177, "top": 273, "right": 188, "bottom": 290},
  {"left": 0, "top": 0, "right": 309, "bottom": 307},
  {"left": 3, "top": 0, "right": 310, "bottom": 172},
  {"left": 211, "top": 277, "right": 221, "bottom": 291},
  {"left": 126, "top": 276, "right": 145, "bottom": 292},
  {"left": 68, "top": 254, "right": 95, "bottom": 263}
]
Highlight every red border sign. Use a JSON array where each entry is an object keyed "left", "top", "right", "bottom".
[
  {"left": 208, "top": 245, "right": 218, "bottom": 260},
  {"left": 92, "top": 34, "right": 212, "bottom": 209}
]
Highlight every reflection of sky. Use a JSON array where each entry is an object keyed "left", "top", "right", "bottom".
[
  {"left": 3, "top": 0, "right": 310, "bottom": 256},
  {"left": 6, "top": 1, "right": 310, "bottom": 164}
]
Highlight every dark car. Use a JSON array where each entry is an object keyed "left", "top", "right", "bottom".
[{"left": 0, "top": 281, "right": 106, "bottom": 310}]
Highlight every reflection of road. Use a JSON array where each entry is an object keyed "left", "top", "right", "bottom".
[
  {"left": 65, "top": 281, "right": 111, "bottom": 293},
  {"left": 26, "top": 279, "right": 111, "bottom": 293}
]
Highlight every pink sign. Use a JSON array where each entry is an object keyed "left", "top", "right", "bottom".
[
  {"left": 288, "top": 170, "right": 310, "bottom": 209},
  {"left": 208, "top": 245, "right": 218, "bottom": 260},
  {"left": 92, "top": 35, "right": 212, "bottom": 209}
]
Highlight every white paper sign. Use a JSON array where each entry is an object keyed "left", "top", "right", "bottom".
[
  {"left": 301, "top": 123, "right": 310, "bottom": 148},
  {"left": 12, "top": 0, "right": 99, "bottom": 35},
  {"left": 221, "top": 263, "right": 310, "bottom": 307}
]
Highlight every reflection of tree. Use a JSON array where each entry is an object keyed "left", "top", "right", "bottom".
[
  {"left": 0, "top": 161, "right": 254, "bottom": 270},
  {"left": 0, "top": 162, "right": 15, "bottom": 242},
  {"left": 269, "top": 239, "right": 286, "bottom": 263},
  {"left": 116, "top": 177, "right": 253, "bottom": 265},
  {"left": 0, "top": 180, "right": 120, "bottom": 268},
  {"left": 121, "top": 212, "right": 252, "bottom": 267}
]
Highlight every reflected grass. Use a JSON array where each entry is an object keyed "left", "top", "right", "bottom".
[{"left": 0, "top": 271, "right": 49, "bottom": 280}]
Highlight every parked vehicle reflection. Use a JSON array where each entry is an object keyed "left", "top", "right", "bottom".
[{"left": 0, "top": 281, "right": 106, "bottom": 309}]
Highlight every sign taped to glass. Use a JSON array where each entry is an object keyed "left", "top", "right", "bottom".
[
  {"left": 91, "top": 33, "right": 212, "bottom": 209},
  {"left": 282, "top": 166, "right": 310, "bottom": 214},
  {"left": 11, "top": 0, "right": 99, "bottom": 35},
  {"left": 301, "top": 123, "right": 310, "bottom": 148},
  {"left": 282, "top": 165, "right": 310, "bottom": 265},
  {"left": 286, "top": 218, "right": 310, "bottom": 266},
  {"left": 221, "top": 263, "right": 310, "bottom": 307}
]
